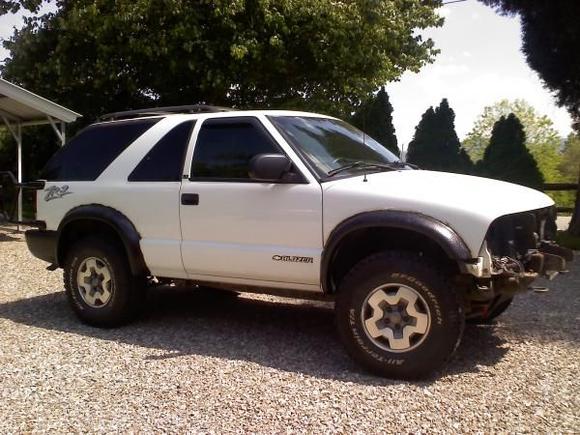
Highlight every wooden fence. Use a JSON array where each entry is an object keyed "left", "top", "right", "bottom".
[{"left": 543, "top": 182, "right": 579, "bottom": 213}]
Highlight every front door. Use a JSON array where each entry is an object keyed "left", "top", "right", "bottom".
[{"left": 180, "top": 116, "right": 323, "bottom": 290}]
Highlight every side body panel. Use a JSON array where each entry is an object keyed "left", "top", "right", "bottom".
[
  {"left": 180, "top": 182, "right": 323, "bottom": 287},
  {"left": 38, "top": 116, "right": 192, "bottom": 278},
  {"left": 179, "top": 115, "right": 324, "bottom": 290}
]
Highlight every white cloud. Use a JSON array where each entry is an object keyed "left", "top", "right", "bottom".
[
  {"left": 388, "top": 1, "right": 572, "bottom": 152},
  {"left": 432, "top": 63, "right": 470, "bottom": 76},
  {"left": 438, "top": 6, "right": 453, "bottom": 18}
]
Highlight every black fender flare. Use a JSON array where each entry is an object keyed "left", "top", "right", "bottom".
[
  {"left": 321, "top": 210, "right": 472, "bottom": 293},
  {"left": 56, "top": 204, "right": 149, "bottom": 276}
]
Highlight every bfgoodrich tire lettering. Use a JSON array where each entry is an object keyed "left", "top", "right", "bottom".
[
  {"left": 64, "top": 237, "right": 143, "bottom": 327},
  {"left": 336, "top": 251, "right": 465, "bottom": 379}
]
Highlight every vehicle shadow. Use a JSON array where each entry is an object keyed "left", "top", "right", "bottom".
[
  {"left": 0, "top": 286, "right": 514, "bottom": 385},
  {"left": 0, "top": 225, "right": 23, "bottom": 242}
]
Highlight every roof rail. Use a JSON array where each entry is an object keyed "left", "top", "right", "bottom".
[{"left": 99, "top": 105, "right": 234, "bottom": 122}]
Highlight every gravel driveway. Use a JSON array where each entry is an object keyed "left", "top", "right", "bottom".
[{"left": 1, "top": 227, "right": 578, "bottom": 433}]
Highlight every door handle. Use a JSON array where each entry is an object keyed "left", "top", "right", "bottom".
[{"left": 181, "top": 193, "right": 199, "bottom": 206}]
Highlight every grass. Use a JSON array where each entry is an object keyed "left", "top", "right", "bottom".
[{"left": 556, "top": 230, "right": 580, "bottom": 251}]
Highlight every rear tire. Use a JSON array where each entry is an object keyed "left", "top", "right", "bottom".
[
  {"left": 64, "top": 236, "right": 144, "bottom": 327},
  {"left": 335, "top": 251, "right": 464, "bottom": 379}
]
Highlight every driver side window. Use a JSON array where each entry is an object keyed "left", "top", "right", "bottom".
[{"left": 190, "top": 118, "right": 280, "bottom": 181}]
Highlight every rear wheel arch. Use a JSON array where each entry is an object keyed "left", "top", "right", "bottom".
[
  {"left": 56, "top": 205, "right": 149, "bottom": 277},
  {"left": 322, "top": 210, "right": 472, "bottom": 293}
]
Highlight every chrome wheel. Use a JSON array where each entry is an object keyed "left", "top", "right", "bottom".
[
  {"left": 76, "top": 257, "right": 113, "bottom": 308},
  {"left": 361, "top": 284, "right": 431, "bottom": 353}
]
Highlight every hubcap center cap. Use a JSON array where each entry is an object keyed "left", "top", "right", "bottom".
[
  {"left": 76, "top": 257, "right": 113, "bottom": 308},
  {"left": 389, "top": 312, "right": 403, "bottom": 325},
  {"left": 361, "top": 284, "right": 431, "bottom": 353}
]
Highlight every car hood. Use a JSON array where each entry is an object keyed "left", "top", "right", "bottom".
[{"left": 322, "top": 169, "right": 554, "bottom": 256}]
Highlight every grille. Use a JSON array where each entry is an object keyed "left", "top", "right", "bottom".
[{"left": 486, "top": 206, "right": 555, "bottom": 258}]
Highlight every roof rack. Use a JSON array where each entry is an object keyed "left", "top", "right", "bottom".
[{"left": 99, "top": 104, "right": 234, "bottom": 122}]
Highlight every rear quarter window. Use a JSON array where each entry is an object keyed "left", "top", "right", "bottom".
[
  {"left": 128, "top": 120, "right": 195, "bottom": 182},
  {"left": 41, "top": 118, "right": 160, "bottom": 181}
]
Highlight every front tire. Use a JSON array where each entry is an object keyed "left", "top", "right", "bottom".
[
  {"left": 335, "top": 251, "right": 464, "bottom": 379},
  {"left": 64, "top": 237, "right": 143, "bottom": 327}
]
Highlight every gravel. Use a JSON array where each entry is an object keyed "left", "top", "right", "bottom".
[{"left": 1, "top": 227, "right": 579, "bottom": 433}]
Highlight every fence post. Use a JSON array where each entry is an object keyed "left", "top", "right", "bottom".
[{"left": 568, "top": 165, "right": 580, "bottom": 236}]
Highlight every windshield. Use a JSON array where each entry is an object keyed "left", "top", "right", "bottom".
[{"left": 269, "top": 116, "right": 402, "bottom": 179}]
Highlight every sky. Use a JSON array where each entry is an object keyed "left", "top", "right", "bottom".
[
  {"left": 0, "top": 0, "right": 573, "bottom": 151},
  {"left": 0, "top": 2, "right": 54, "bottom": 60},
  {"left": 388, "top": 0, "right": 573, "bottom": 152}
]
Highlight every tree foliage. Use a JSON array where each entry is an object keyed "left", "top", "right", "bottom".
[
  {"left": 479, "top": 0, "right": 580, "bottom": 131},
  {"left": 351, "top": 87, "right": 399, "bottom": 156},
  {"left": 561, "top": 134, "right": 580, "bottom": 235},
  {"left": 0, "top": 0, "right": 443, "bottom": 125},
  {"left": 557, "top": 133, "right": 580, "bottom": 215},
  {"left": 558, "top": 134, "right": 580, "bottom": 182},
  {"left": 0, "top": 127, "right": 58, "bottom": 181},
  {"left": 463, "top": 99, "right": 563, "bottom": 183},
  {"left": 478, "top": 113, "right": 544, "bottom": 189},
  {"left": 406, "top": 99, "right": 473, "bottom": 174}
]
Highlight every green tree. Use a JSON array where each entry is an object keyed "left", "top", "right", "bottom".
[
  {"left": 560, "top": 134, "right": 580, "bottom": 235},
  {"left": 351, "top": 87, "right": 399, "bottom": 156},
  {"left": 557, "top": 134, "right": 580, "bottom": 227},
  {"left": 0, "top": 0, "right": 443, "bottom": 125},
  {"left": 458, "top": 147, "right": 475, "bottom": 174},
  {"left": 558, "top": 134, "right": 580, "bottom": 182},
  {"left": 463, "top": 99, "right": 563, "bottom": 193},
  {"left": 478, "top": 113, "right": 544, "bottom": 189},
  {"left": 479, "top": 1, "right": 580, "bottom": 131},
  {"left": 406, "top": 99, "right": 473, "bottom": 173}
]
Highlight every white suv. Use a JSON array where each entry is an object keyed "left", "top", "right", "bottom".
[{"left": 23, "top": 105, "right": 573, "bottom": 379}]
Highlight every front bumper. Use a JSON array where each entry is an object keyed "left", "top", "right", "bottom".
[
  {"left": 465, "top": 206, "right": 573, "bottom": 290},
  {"left": 490, "top": 241, "right": 573, "bottom": 294},
  {"left": 25, "top": 229, "right": 58, "bottom": 265}
]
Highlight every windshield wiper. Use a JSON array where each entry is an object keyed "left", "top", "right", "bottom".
[{"left": 327, "top": 161, "right": 406, "bottom": 177}]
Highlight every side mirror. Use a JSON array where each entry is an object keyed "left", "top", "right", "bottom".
[{"left": 249, "top": 154, "right": 292, "bottom": 182}]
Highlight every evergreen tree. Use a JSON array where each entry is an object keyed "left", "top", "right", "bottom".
[
  {"left": 406, "top": 99, "right": 473, "bottom": 173},
  {"left": 406, "top": 106, "right": 436, "bottom": 167},
  {"left": 459, "top": 148, "right": 475, "bottom": 175},
  {"left": 351, "top": 87, "right": 400, "bottom": 156},
  {"left": 462, "top": 99, "right": 563, "bottom": 185},
  {"left": 479, "top": 114, "right": 544, "bottom": 189}
]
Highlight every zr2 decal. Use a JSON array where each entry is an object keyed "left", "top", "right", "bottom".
[{"left": 45, "top": 185, "right": 73, "bottom": 202}]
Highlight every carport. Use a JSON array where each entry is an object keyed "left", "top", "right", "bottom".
[{"left": 0, "top": 77, "right": 81, "bottom": 222}]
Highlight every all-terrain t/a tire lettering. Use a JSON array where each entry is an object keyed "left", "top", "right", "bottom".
[{"left": 336, "top": 251, "right": 465, "bottom": 379}]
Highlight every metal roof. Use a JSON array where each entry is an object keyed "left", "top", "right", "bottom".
[{"left": 0, "top": 77, "right": 81, "bottom": 125}]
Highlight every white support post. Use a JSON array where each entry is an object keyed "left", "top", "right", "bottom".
[
  {"left": 0, "top": 114, "right": 18, "bottom": 139},
  {"left": 47, "top": 116, "right": 66, "bottom": 145},
  {"left": 60, "top": 121, "right": 66, "bottom": 146},
  {"left": 0, "top": 115, "right": 23, "bottom": 230},
  {"left": 16, "top": 123, "right": 23, "bottom": 230}
]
